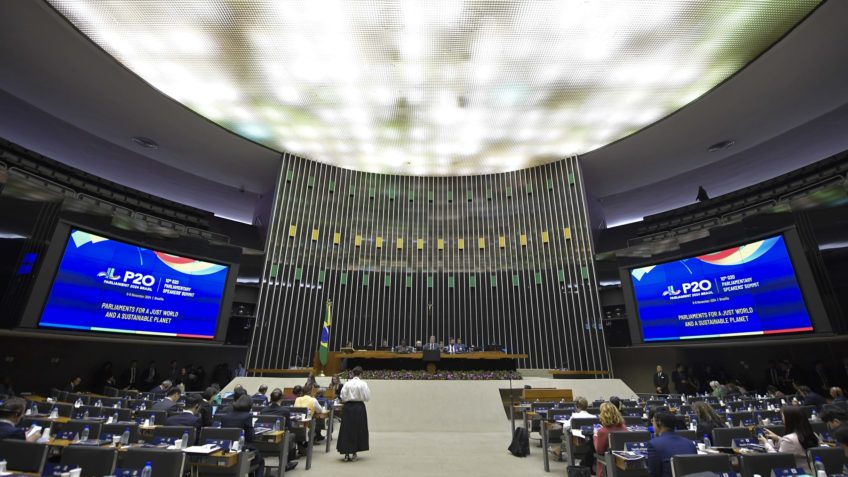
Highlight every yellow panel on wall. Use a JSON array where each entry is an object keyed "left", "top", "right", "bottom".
[
  {"left": 478, "top": 237, "right": 485, "bottom": 249},
  {"left": 520, "top": 234, "right": 527, "bottom": 246},
  {"left": 355, "top": 234, "right": 362, "bottom": 247},
  {"left": 541, "top": 231, "right": 549, "bottom": 243},
  {"left": 376, "top": 236, "right": 383, "bottom": 248},
  {"left": 289, "top": 225, "right": 297, "bottom": 237},
  {"left": 311, "top": 229, "right": 319, "bottom": 241},
  {"left": 563, "top": 227, "right": 572, "bottom": 240},
  {"left": 397, "top": 238, "right": 403, "bottom": 249},
  {"left": 333, "top": 232, "right": 341, "bottom": 245},
  {"left": 417, "top": 238, "right": 424, "bottom": 250},
  {"left": 437, "top": 238, "right": 444, "bottom": 250},
  {"left": 498, "top": 236, "right": 506, "bottom": 248},
  {"left": 458, "top": 238, "right": 465, "bottom": 250}
]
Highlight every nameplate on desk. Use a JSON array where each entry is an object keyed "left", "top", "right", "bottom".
[
  {"left": 55, "top": 430, "right": 78, "bottom": 440},
  {"left": 549, "top": 413, "right": 571, "bottom": 422},
  {"left": 113, "top": 468, "right": 143, "bottom": 476},
  {"left": 152, "top": 436, "right": 178, "bottom": 445},
  {"left": 771, "top": 468, "right": 808, "bottom": 477},
  {"left": 73, "top": 438, "right": 111, "bottom": 446},
  {"left": 624, "top": 442, "right": 648, "bottom": 453},
  {"left": 184, "top": 444, "right": 222, "bottom": 454},
  {"left": 205, "top": 439, "right": 232, "bottom": 451},
  {"left": 732, "top": 437, "right": 756, "bottom": 447},
  {"left": 741, "top": 419, "right": 756, "bottom": 426},
  {"left": 43, "top": 463, "right": 81, "bottom": 476},
  {"left": 254, "top": 427, "right": 272, "bottom": 435}
]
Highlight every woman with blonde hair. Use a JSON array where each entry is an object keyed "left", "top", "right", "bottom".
[{"left": 593, "top": 402, "right": 628, "bottom": 477}]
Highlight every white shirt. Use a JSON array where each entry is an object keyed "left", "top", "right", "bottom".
[
  {"left": 562, "top": 409, "right": 595, "bottom": 428},
  {"left": 340, "top": 377, "right": 371, "bottom": 403}
]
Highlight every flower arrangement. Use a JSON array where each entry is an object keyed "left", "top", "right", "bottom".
[{"left": 355, "top": 369, "right": 522, "bottom": 380}]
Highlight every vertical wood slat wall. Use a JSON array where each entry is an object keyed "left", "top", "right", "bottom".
[{"left": 247, "top": 155, "right": 610, "bottom": 371}]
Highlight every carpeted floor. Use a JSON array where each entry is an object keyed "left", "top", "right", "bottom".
[{"left": 228, "top": 376, "right": 635, "bottom": 475}]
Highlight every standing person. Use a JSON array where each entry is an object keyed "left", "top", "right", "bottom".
[
  {"left": 142, "top": 361, "right": 158, "bottom": 389},
  {"left": 122, "top": 360, "right": 139, "bottom": 389},
  {"left": 653, "top": 366, "right": 669, "bottom": 395},
  {"left": 234, "top": 362, "right": 247, "bottom": 377},
  {"left": 337, "top": 366, "right": 371, "bottom": 462},
  {"left": 671, "top": 364, "right": 689, "bottom": 395}
]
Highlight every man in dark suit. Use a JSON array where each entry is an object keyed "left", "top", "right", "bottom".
[
  {"left": 122, "top": 361, "right": 139, "bottom": 389},
  {"left": 219, "top": 395, "right": 265, "bottom": 477},
  {"left": 646, "top": 411, "right": 697, "bottom": 477},
  {"left": 165, "top": 394, "right": 202, "bottom": 444},
  {"left": 252, "top": 384, "right": 269, "bottom": 406},
  {"left": 423, "top": 335, "right": 440, "bottom": 351},
  {"left": 151, "top": 386, "right": 181, "bottom": 413},
  {"left": 653, "top": 365, "right": 670, "bottom": 394},
  {"left": 259, "top": 388, "right": 299, "bottom": 470},
  {"left": 0, "top": 398, "right": 41, "bottom": 442},
  {"left": 64, "top": 376, "right": 82, "bottom": 392},
  {"left": 798, "top": 385, "right": 827, "bottom": 411},
  {"left": 142, "top": 361, "right": 158, "bottom": 389}
]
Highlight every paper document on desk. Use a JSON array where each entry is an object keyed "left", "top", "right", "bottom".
[{"left": 183, "top": 444, "right": 221, "bottom": 454}]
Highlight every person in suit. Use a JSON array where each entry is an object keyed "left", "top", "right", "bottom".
[
  {"left": 165, "top": 394, "right": 202, "bottom": 444},
  {"left": 455, "top": 338, "right": 467, "bottom": 353},
  {"left": 797, "top": 385, "right": 826, "bottom": 411},
  {"left": 646, "top": 411, "right": 696, "bottom": 477},
  {"left": 446, "top": 338, "right": 458, "bottom": 354},
  {"left": 423, "top": 335, "right": 439, "bottom": 351},
  {"left": 258, "top": 389, "right": 299, "bottom": 471},
  {"left": 836, "top": 425, "right": 848, "bottom": 458},
  {"left": 142, "top": 361, "right": 158, "bottom": 389},
  {"left": 122, "top": 360, "right": 139, "bottom": 389},
  {"left": 760, "top": 406, "right": 819, "bottom": 472},
  {"left": 151, "top": 386, "right": 181, "bottom": 413},
  {"left": 64, "top": 376, "right": 82, "bottom": 392},
  {"left": 199, "top": 387, "right": 216, "bottom": 428},
  {"left": 0, "top": 397, "right": 41, "bottom": 442},
  {"left": 653, "top": 365, "right": 669, "bottom": 394},
  {"left": 671, "top": 364, "right": 690, "bottom": 395},
  {"left": 149, "top": 380, "right": 172, "bottom": 397},
  {"left": 219, "top": 395, "right": 265, "bottom": 477},
  {"left": 820, "top": 404, "right": 847, "bottom": 433},
  {"left": 593, "top": 402, "right": 628, "bottom": 477},
  {"left": 252, "top": 384, "right": 269, "bottom": 406},
  {"left": 691, "top": 401, "right": 726, "bottom": 445},
  {"left": 830, "top": 386, "right": 847, "bottom": 407}
]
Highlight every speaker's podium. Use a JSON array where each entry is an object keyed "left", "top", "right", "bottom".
[{"left": 422, "top": 348, "right": 440, "bottom": 374}]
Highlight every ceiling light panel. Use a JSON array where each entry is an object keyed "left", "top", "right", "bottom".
[{"left": 48, "top": 0, "right": 820, "bottom": 176}]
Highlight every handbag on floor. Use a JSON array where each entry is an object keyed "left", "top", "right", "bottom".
[{"left": 508, "top": 427, "right": 530, "bottom": 457}]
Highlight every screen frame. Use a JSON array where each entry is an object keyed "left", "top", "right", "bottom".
[
  {"left": 20, "top": 220, "right": 239, "bottom": 343},
  {"left": 621, "top": 227, "right": 831, "bottom": 345}
]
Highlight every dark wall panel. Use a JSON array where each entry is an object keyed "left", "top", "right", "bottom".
[{"left": 248, "top": 155, "right": 609, "bottom": 370}]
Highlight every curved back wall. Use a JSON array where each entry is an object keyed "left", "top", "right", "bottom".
[{"left": 248, "top": 155, "right": 609, "bottom": 371}]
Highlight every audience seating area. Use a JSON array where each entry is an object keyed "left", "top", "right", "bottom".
[
  {"left": 0, "top": 386, "right": 328, "bottom": 476},
  {"left": 518, "top": 392, "right": 848, "bottom": 476}
]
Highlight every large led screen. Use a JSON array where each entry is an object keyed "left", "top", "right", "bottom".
[
  {"left": 39, "top": 229, "right": 229, "bottom": 339},
  {"left": 630, "top": 235, "right": 813, "bottom": 342}
]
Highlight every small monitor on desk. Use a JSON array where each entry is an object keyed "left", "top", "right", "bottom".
[{"left": 484, "top": 344, "right": 504, "bottom": 352}]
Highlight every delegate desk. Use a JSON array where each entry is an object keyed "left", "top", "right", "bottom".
[{"left": 316, "top": 350, "right": 529, "bottom": 375}]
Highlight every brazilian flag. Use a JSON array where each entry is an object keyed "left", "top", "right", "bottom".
[{"left": 319, "top": 300, "right": 332, "bottom": 367}]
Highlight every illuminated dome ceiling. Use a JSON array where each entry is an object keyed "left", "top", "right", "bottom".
[{"left": 48, "top": 1, "right": 820, "bottom": 176}]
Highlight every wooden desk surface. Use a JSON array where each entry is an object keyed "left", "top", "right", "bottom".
[{"left": 341, "top": 350, "right": 528, "bottom": 359}]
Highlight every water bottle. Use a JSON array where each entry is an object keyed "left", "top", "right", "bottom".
[
  {"left": 726, "top": 417, "right": 733, "bottom": 428},
  {"left": 238, "top": 430, "right": 245, "bottom": 451},
  {"left": 757, "top": 413, "right": 763, "bottom": 425},
  {"left": 689, "top": 419, "right": 696, "bottom": 431},
  {"left": 114, "top": 402, "right": 120, "bottom": 409},
  {"left": 121, "top": 428, "right": 130, "bottom": 446},
  {"left": 74, "top": 398, "right": 82, "bottom": 408},
  {"left": 141, "top": 461, "right": 152, "bottom": 477},
  {"left": 95, "top": 399, "right": 102, "bottom": 407},
  {"left": 181, "top": 430, "right": 189, "bottom": 449},
  {"left": 83, "top": 409, "right": 89, "bottom": 419},
  {"left": 274, "top": 419, "right": 281, "bottom": 432},
  {"left": 811, "top": 409, "right": 818, "bottom": 421},
  {"left": 80, "top": 425, "right": 90, "bottom": 442},
  {"left": 814, "top": 457, "right": 826, "bottom": 477},
  {"left": 29, "top": 403, "right": 37, "bottom": 416},
  {"left": 49, "top": 407, "right": 59, "bottom": 419},
  {"left": 703, "top": 434, "right": 711, "bottom": 449},
  {"left": 113, "top": 411, "right": 119, "bottom": 422}
]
